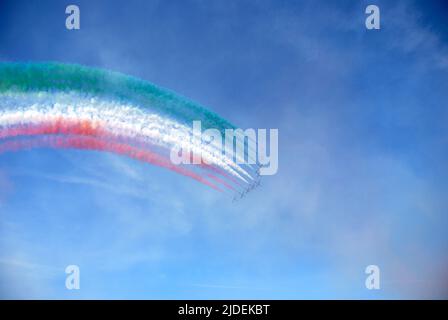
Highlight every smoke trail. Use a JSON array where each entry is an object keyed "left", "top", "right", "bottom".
[
  {"left": 0, "top": 62, "right": 259, "bottom": 193},
  {"left": 0, "top": 135, "right": 223, "bottom": 192}
]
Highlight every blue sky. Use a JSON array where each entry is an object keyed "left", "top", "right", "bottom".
[{"left": 0, "top": 0, "right": 447, "bottom": 299}]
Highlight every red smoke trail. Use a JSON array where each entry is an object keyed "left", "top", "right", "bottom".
[
  {"left": 0, "top": 135, "right": 222, "bottom": 192},
  {"left": 0, "top": 119, "right": 245, "bottom": 190},
  {"left": 200, "top": 163, "right": 246, "bottom": 189},
  {"left": 205, "top": 173, "right": 235, "bottom": 192},
  {"left": 0, "top": 118, "right": 104, "bottom": 138}
]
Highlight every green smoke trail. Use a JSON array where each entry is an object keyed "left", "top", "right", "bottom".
[{"left": 0, "top": 62, "right": 236, "bottom": 133}]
